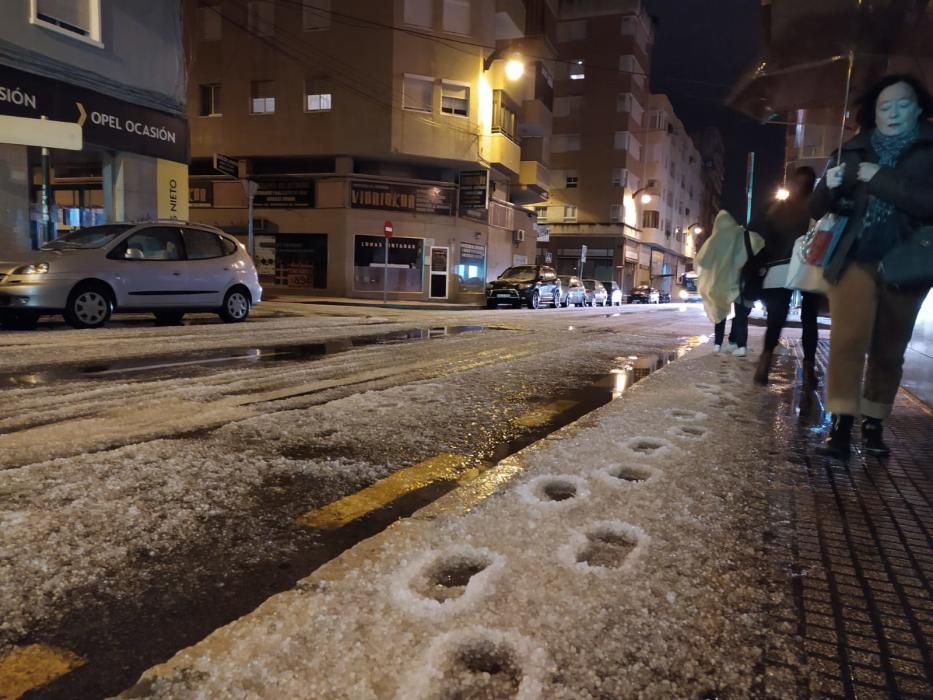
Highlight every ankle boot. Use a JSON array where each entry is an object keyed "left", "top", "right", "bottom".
[
  {"left": 862, "top": 418, "right": 891, "bottom": 457},
  {"left": 754, "top": 351, "right": 773, "bottom": 386},
  {"left": 818, "top": 414, "right": 853, "bottom": 458},
  {"left": 802, "top": 359, "right": 819, "bottom": 391}
]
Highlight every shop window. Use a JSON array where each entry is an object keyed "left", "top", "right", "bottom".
[
  {"left": 302, "top": 0, "right": 330, "bottom": 30},
  {"left": 455, "top": 242, "right": 486, "bottom": 293},
  {"left": 492, "top": 90, "right": 518, "bottom": 140},
  {"left": 250, "top": 81, "right": 275, "bottom": 114},
  {"left": 353, "top": 235, "right": 423, "bottom": 293},
  {"left": 199, "top": 3, "right": 222, "bottom": 41},
  {"left": 403, "top": 74, "right": 434, "bottom": 113},
  {"left": 441, "top": 81, "right": 469, "bottom": 116},
  {"left": 642, "top": 210, "right": 660, "bottom": 229},
  {"left": 32, "top": 0, "right": 101, "bottom": 43},
  {"left": 247, "top": 0, "right": 274, "bottom": 36},
  {"left": 442, "top": 0, "right": 470, "bottom": 35},
  {"left": 569, "top": 59, "right": 585, "bottom": 80},
  {"left": 199, "top": 84, "right": 222, "bottom": 117},
  {"left": 404, "top": 0, "right": 433, "bottom": 28}
]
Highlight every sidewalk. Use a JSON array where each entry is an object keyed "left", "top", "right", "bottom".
[
  {"left": 120, "top": 340, "right": 933, "bottom": 698},
  {"left": 262, "top": 289, "right": 481, "bottom": 311}
]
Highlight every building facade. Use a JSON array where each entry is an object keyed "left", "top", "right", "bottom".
[
  {"left": 0, "top": 1, "right": 189, "bottom": 255},
  {"left": 536, "top": 0, "right": 705, "bottom": 297},
  {"left": 185, "top": 0, "right": 553, "bottom": 303},
  {"left": 691, "top": 126, "right": 725, "bottom": 245}
]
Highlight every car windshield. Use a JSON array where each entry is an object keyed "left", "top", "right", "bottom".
[
  {"left": 499, "top": 266, "right": 538, "bottom": 282},
  {"left": 41, "top": 225, "right": 133, "bottom": 250},
  {"left": 583, "top": 280, "right": 596, "bottom": 290}
]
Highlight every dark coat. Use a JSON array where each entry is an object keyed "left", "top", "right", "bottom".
[
  {"left": 810, "top": 121, "right": 933, "bottom": 284},
  {"left": 749, "top": 197, "right": 812, "bottom": 265}
]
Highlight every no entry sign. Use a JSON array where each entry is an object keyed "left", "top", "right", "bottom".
[{"left": 384, "top": 221, "right": 393, "bottom": 238}]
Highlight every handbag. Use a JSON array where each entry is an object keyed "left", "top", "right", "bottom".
[
  {"left": 804, "top": 213, "right": 847, "bottom": 266},
  {"left": 786, "top": 235, "right": 830, "bottom": 294},
  {"left": 763, "top": 260, "right": 790, "bottom": 290},
  {"left": 879, "top": 226, "right": 933, "bottom": 289}
]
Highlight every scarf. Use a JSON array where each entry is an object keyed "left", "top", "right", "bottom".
[{"left": 863, "top": 126, "right": 920, "bottom": 230}]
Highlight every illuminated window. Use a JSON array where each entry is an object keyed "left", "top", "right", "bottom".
[
  {"left": 250, "top": 80, "right": 275, "bottom": 114},
  {"left": 569, "top": 59, "right": 585, "bottom": 80},
  {"left": 563, "top": 206, "right": 578, "bottom": 222},
  {"left": 642, "top": 210, "right": 660, "bottom": 229},
  {"left": 441, "top": 81, "right": 469, "bottom": 116}
]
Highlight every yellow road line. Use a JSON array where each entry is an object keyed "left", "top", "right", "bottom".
[
  {"left": 0, "top": 644, "right": 85, "bottom": 700},
  {"left": 297, "top": 453, "right": 472, "bottom": 529},
  {"left": 511, "top": 400, "right": 578, "bottom": 428}
]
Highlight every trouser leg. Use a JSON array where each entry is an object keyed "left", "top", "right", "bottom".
[
  {"left": 825, "top": 263, "right": 878, "bottom": 416},
  {"left": 800, "top": 291, "right": 820, "bottom": 362},
  {"left": 861, "top": 284, "right": 928, "bottom": 419},
  {"left": 732, "top": 303, "right": 750, "bottom": 348},
  {"left": 714, "top": 319, "right": 726, "bottom": 345},
  {"left": 763, "top": 288, "right": 792, "bottom": 353}
]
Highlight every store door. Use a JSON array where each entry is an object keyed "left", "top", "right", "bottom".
[{"left": 429, "top": 246, "right": 449, "bottom": 299}]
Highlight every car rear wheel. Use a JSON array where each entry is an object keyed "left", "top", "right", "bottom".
[
  {"left": 219, "top": 287, "right": 251, "bottom": 323},
  {"left": 153, "top": 311, "right": 185, "bottom": 326},
  {"left": 64, "top": 283, "right": 113, "bottom": 329}
]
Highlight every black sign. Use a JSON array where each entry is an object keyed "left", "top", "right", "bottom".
[
  {"left": 213, "top": 153, "right": 239, "bottom": 177},
  {"left": 189, "top": 181, "right": 213, "bottom": 207},
  {"left": 0, "top": 64, "right": 188, "bottom": 162},
  {"left": 458, "top": 170, "right": 488, "bottom": 210},
  {"left": 253, "top": 180, "right": 314, "bottom": 208},
  {"left": 350, "top": 181, "right": 454, "bottom": 216}
]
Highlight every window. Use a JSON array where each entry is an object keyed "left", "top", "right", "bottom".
[
  {"left": 610, "top": 204, "right": 624, "bottom": 223},
  {"left": 250, "top": 81, "right": 275, "bottom": 114},
  {"left": 404, "top": 0, "right": 433, "bottom": 28},
  {"left": 302, "top": 0, "right": 330, "bottom": 30},
  {"left": 403, "top": 75, "right": 434, "bottom": 113},
  {"left": 569, "top": 59, "right": 585, "bottom": 80},
  {"left": 248, "top": 0, "right": 275, "bottom": 36},
  {"left": 565, "top": 172, "right": 579, "bottom": 188},
  {"left": 563, "top": 206, "right": 578, "bottom": 222},
  {"left": 493, "top": 90, "right": 518, "bottom": 140},
  {"left": 441, "top": 81, "right": 469, "bottom": 116},
  {"left": 199, "top": 4, "right": 222, "bottom": 41},
  {"left": 614, "top": 131, "right": 640, "bottom": 160},
  {"left": 611, "top": 168, "right": 629, "bottom": 188},
  {"left": 642, "top": 210, "right": 660, "bottom": 229},
  {"left": 553, "top": 96, "right": 582, "bottom": 118},
  {"left": 305, "top": 91, "right": 332, "bottom": 112},
  {"left": 535, "top": 206, "right": 548, "bottom": 222},
  {"left": 199, "top": 84, "right": 221, "bottom": 117},
  {"left": 557, "top": 20, "right": 586, "bottom": 42},
  {"left": 31, "top": 0, "right": 101, "bottom": 43},
  {"left": 617, "top": 93, "right": 643, "bottom": 123},
  {"left": 552, "top": 133, "right": 581, "bottom": 152},
  {"left": 183, "top": 229, "right": 226, "bottom": 260},
  {"left": 122, "top": 227, "right": 184, "bottom": 261},
  {"left": 646, "top": 111, "right": 664, "bottom": 131},
  {"left": 443, "top": 0, "right": 470, "bottom": 34}
]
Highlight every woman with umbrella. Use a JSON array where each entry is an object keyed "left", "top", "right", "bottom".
[{"left": 812, "top": 74, "right": 933, "bottom": 458}]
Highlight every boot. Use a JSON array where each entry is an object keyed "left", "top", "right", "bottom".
[
  {"left": 754, "top": 351, "right": 773, "bottom": 386},
  {"left": 862, "top": 418, "right": 891, "bottom": 457},
  {"left": 802, "top": 359, "right": 819, "bottom": 391},
  {"left": 817, "top": 414, "right": 853, "bottom": 458}
]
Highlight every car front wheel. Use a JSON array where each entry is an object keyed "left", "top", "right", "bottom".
[
  {"left": 64, "top": 283, "right": 113, "bottom": 329},
  {"left": 529, "top": 290, "right": 541, "bottom": 310},
  {"left": 219, "top": 287, "right": 251, "bottom": 323}
]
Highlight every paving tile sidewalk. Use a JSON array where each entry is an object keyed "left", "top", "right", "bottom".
[{"left": 758, "top": 340, "right": 933, "bottom": 699}]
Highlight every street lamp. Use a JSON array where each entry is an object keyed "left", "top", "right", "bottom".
[
  {"left": 775, "top": 187, "right": 790, "bottom": 200},
  {"left": 483, "top": 47, "right": 525, "bottom": 78},
  {"left": 625, "top": 185, "right": 656, "bottom": 208}
]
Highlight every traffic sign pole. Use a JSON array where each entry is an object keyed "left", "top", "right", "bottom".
[{"left": 383, "top": 221, "right": 393, "bottom": 305}]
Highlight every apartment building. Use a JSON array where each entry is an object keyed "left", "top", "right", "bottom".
[
  {"left": 0, "top": 1, "right": 188, "bottom": 254},
  {"left": 690, "top": 126, "right": 725, "bottom": 243},
  {"left": 185, "top": 0, "right": 555, "bottom": 303}
]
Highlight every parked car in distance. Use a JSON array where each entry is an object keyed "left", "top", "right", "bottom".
[
  {"left": 583, "top": 279, "right": 609, "bottom": 306},
  {"left": 601, "top": 281, "right": 624, "bottom": 306},
  {"left": 628, "top": 285, "right": 661, "bottom": 304},
  {"left": 486, "top": 265, "right": 561, "bottom": 309},
  {"left": 0, "top": 222, "right": 261, "bottom": 329},
  {"left": 557, "top": 275, "right": 587, "bottom": 307}
]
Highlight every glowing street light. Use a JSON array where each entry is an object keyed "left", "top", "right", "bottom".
[
  {"left": 504, "top": 54, "right": 525, "bottom": 81},
  {"left": 640, "top": 192, "right": 653, "bottom": 204},
  {"left": 775, "top": 187, "right": 790, "bottom": 201}
]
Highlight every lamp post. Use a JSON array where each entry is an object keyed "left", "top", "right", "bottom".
[{"left": 483, "top": 48, "right": 525, "bottom": 78}]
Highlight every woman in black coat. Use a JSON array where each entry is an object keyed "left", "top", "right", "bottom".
[{"left": 810, "top": 74, "right": 933, "bottom": 458}]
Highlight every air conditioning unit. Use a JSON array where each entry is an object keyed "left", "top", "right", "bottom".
[{"left": 513, "top": 229, "right": 526, "bottom": 242}]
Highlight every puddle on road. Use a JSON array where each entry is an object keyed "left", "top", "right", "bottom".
[{"left": 0, "top": 326, "right": 498, "bottom": 386}]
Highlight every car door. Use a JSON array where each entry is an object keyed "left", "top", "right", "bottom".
[
  {"left": 180, "top": 228, "right": 235, "bottom": 307},
  {"left": 108, "top": 226, "right": 188, "bottom": 308}
]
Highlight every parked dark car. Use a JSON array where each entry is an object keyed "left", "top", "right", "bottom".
[
  {"left": 486, "top": 265, "right": 561, "bottom": 309},
  {"left": 583, "top": 279, "right": 609, "bottom": 306},
  {"left": 557, "top": 275, "right": 587, "bottom": 307},
  {"left": 628, "top": 285, "right": 661, "bottom": 304},
  {"left": 601, "top": 281, "right": 624, "bottom": 306}
]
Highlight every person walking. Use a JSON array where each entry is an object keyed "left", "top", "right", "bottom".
[
  {"left": 811, "top": 74, "right": 933, "bottom": 458},
  {"left": 696, "top": 210, "right": 764, "bottom": 358},
  {"left": 751, "top": 167, "right": 822, "bottom": 387}
]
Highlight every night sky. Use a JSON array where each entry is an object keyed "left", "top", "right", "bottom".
[{"left": 645, "top": 0, "right": 786, "bottom": 220}]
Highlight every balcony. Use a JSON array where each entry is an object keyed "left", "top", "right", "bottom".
[
  {"left": 518, "top": 99, "right": 553, "bottom": 139},
  {"left": 480, "top": 132, "right": 521, "bottom": 177},
  {"left": 495, "top": 0, "right": 525, "bottom": 40},
  {"left": 512, "top": 160, "right": 551, "bottom": 204}
]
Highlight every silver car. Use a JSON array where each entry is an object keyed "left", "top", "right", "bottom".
[{"left": 0, "top": 222, "right": 262, "bottom": 329}]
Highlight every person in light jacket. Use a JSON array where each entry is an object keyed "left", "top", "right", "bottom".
[{"left": 810, "top": 74, "right": 933, "bottom": 458}]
